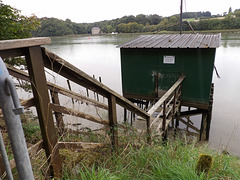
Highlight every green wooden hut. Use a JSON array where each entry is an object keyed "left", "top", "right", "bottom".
[{"left": 118, "top": 34, "right": 221, "bottom": 109}]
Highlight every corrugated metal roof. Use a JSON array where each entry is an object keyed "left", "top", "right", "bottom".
[{"left": 118, "top": 33, "right": 221, "bottom": 48}]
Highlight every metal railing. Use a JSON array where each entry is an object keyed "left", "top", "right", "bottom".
[{"left": 0, "top": 57, "right": 34, "bottom": 179}]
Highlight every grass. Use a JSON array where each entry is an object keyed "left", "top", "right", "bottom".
[
  {"left": 60, "top": 128, "right": 240, "bottom": 180},
  {"left": 3, "top": 114, "right": 239, "bottom": 179}
]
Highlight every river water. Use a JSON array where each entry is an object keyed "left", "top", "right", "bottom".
[{"left": 44, "top": 33, "right": 240, "bottom": 156}]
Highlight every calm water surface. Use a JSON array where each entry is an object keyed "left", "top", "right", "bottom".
[{"left": 45, "top": 33, "right": 240, "bottom": 156}]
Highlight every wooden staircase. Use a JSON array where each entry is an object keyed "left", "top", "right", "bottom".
[{"left": 136, "top": 76, "right": 184, "bottom": 137}]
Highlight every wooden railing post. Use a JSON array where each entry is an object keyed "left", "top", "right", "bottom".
[
  {"left": 146, "top": 116, "right": 151, "bottom": 144},
  {"left": 162, "top": 101, "right": 167, "bottom": 141},
  {"left": 50, "top": 90, "right": 65, "bottom": 134},
  {"left": 108, "top": 95, "right": 118, "bottom": 151},
  {"left": 25, "top": 46, "right": 62, "bottom": 178}
]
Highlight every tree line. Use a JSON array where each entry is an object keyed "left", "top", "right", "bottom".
[{"left": 32, "top": 10, "right": 240, "bottom": 36}]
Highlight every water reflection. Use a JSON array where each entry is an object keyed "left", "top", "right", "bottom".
[
  {"left": 221, "top": 33, "right": 240, "bottom": 48},
  {"left": 211, "top": 32, "right": 240, "bottom": 156}
]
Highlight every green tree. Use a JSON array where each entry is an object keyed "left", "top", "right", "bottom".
[
  {"left": 148, "top": 14, "right": 162, "bottom": 25},
  {"left": 33, "top": 18, "right": 75, "bottom": 36},
  {"left": 106, "top": 25, "right": 114, "bottom": 33},
  {"left": 136, "top": 14, "right": 147, "bottom": 25},
  {"left": 0, "top": 0, "right": 40, "bottom": 40},
  {"left": 169, "top": 16, "right": 178, "bottom": 24},
  {"left": 158, "top": 18, "right": 169, "bottom": 28}
]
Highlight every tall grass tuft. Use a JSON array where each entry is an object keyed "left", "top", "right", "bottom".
[{"left": 62, "top": 134, "right": 240, "bottom": 180}]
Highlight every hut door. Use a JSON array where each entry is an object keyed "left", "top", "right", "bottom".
[{"left": 155, "top": 72, "right": 181, "bottom": 98}]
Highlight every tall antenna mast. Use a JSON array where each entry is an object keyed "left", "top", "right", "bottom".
[{"left": 180, "top": 0, "right": 183, "bottom": 34}]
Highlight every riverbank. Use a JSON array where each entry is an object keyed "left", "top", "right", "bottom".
[
  {"left": 61, "top": 125, "right": 240, "bottom": 179},
  {"left": 47, "top": 29, "right": 240, "bottom": 39},
  {"left": 115, "top": 29, "right": 240, "bottom": 35},
  {"left": 4, "top": 118, "right": 238, "bottom": 179}
]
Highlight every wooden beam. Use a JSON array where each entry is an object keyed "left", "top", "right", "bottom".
[
  {"left": 6, "top": 64, "right": 108, "bottom": 110},
  {"left": 108, "top": 95, "right": 118, "bottom": 150},
  {"left": 58, "top": 142, "right": 106, "bottom": 150},
  {"left": 0, "top": 48, "right": 27, "bottom": 59},
  {"left": 50, "top": 103, "right": 109, "bottom": 126},
  {"left": 181, "top": 101, "right": 209, "bottom": 110},
  {"left": 25, "top": 46, "right": 62, "bottom": 178},
  {"left": 180, "top": 109, "right": 205, "bottom": 117},
  {"left": 0, "top": 37, "right": 51, "bottom": 50},
  {"left": 20, "top": 98, "right": 35, "bottom": 109},
  {"left": 179, "top": 118, "right": 200, "bottom": 133}
]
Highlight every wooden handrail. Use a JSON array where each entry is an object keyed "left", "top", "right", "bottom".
[
  {"left": 0, "top": 37, "right": 51, "bottom": 50},
  {"left": 147, "top": 76, "right": 185, "bottom": 116},
  {"left": 41, "top": 47, "right": 150, "bottom": 120},
  {"left": 6, "top": 64, "right": 108, "bottom": 110}
]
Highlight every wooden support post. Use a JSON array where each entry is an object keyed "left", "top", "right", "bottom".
[
  {"left": 130, "top": 112, "right": 133, "bottom": 126},
  {"left": 206, "top": 84, "right": 214, "bottom": 141},
  {"left": 174, "top": 106, "right": 180, "bottom": 138},
  {"left": 25, "top": 46, "right": 62, "bottom": 178},
  {"left": 206, "top": 110, "right": 212, "bottom": 141},
  {"left": 162, "top": 101, "right": 167, "bottom": 141},
  {"left": 124, "top": 108, "right": 127, "bottom": 123},
  {"left": 67, "top": 79, "right": 74, "bottom": 105},
  {"left": 108, "top": 95, "right": 118, "bottom": 151},
  {"left": 50, "top": 91, "right": 65, "bottom": 134},
  {"left": 200, "top": 111, "right": 208, "bottom": 141},
  {"left": 146, "top": 116, "right": 151, "bottom": 144}
]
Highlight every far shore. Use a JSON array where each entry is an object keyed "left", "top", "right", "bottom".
[{"left": 43, "top": 29, "right": 240, "bottom": 39}]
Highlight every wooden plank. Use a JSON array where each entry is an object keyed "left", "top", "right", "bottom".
[
  {"left": 20, "top": 98, "right": 35, "bottom": 108},
  {"left": 41, "top": 48, "right": 150, "bottom": 120},
  {"left": 6, "top": 64, "right": 108, "bottom": 110},
  {"left": 0, "top": 48, "right": 27, "bottom": 59},
  {"left": 179, "top": 118, "right": 200, "bottom": 133},
  {"left": 51, "top": 83, "right": 108, "bottom": 110},
  {"left": 25, "top": 46, "right": 62, "bottom": 178},
  {"left": 181, "top": 101, "right": 209, "bottom": 110},
  {"left": 58, "top": 142, "right": 106, "bottom": 150},
  {"left": 50, "top": 103, "right": 109, "bottom": 126},
  {"left": 148, "top": 76, "right": 185, "bottom": 116},
  {"left": 0, "top": 37, "right": 51, "bottom": 50},
  {"left": 108, "top": 95, "right": 118, "bottom": 150},
  {"left": 180, "top": 109, "right": 205, "bottom": 117}
]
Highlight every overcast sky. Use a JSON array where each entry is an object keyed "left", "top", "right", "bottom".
[{"left": 3, "top": 0, "right": 240, "bottom": 23}]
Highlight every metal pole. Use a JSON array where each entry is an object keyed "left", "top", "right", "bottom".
[
  {"left": 180, "top": 0, "right": 183, "bottom": 35},
  {"left": 0, "top": 131, "right": 13, "bottom": 180},
  {"left": 0, "top": 57, "right": 34, "bottom": 180}
]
